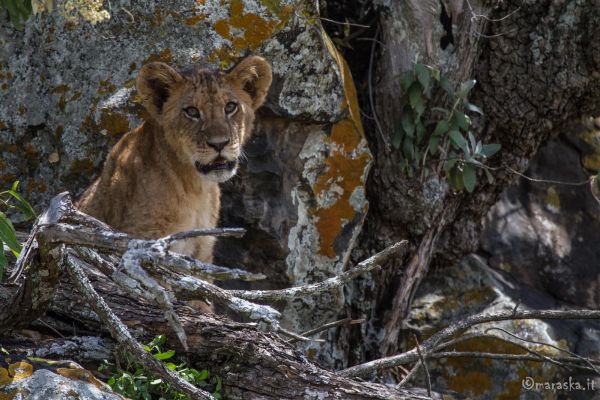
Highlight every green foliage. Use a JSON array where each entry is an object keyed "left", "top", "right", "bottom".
[
  {"left": 99, "top": 335, "right": 221, "bottom": 400},
  {"left": 0, "top": 181, "right": 36, "bottom": 281},
  {"left": 0, "top": 0, "right": 32, "bottom": 30},
  {"left": 393, "top": 63, "right": 501, "bottom": 192}
]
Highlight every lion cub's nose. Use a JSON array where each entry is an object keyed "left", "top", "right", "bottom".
[{"left": 207, "top": 139, "right": 230, "bottom": 152}]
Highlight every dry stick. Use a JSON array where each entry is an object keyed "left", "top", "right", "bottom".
[
  {"left": 368, "top": 23, "right": 390, "bottom": 152},
  {"left": 287, "top": 317, "right": 364, "bottom": 344},
  {"left": 341, "top": 308, "right": 600, "bottom": 378},
  {"left": 228, "top": 241, "right": 409, "bottom": 302},
  {"left": 485, "top": 327, "right": 600, "bottom": 374},
  {"left": 432, "top": 332, "right": 598, "bottom": 373},
  {"left": 402, "top": 334, "right": 431, "bottom": 397},
  {"left": 426, "top": 352, "right": 599, "bottom": 372},
  {"left": 161, "top": 228, "right": 246, "bottom": 245},
  {"left": 61, "top": 247, "right": 215, "bottom": 400}
]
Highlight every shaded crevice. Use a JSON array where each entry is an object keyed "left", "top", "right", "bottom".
[{"left": 439, "top": 0, "right": 454, "bottom": 49}]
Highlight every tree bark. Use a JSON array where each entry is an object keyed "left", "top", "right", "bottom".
[{"left": 344, "top": 0, "right": 600, "bottom": 361}]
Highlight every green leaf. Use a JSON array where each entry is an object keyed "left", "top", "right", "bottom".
[
  {"left": 468, "top": 132, "right": 477, "bottom": 153},
  {"left": 429, "top": 135, "right": 440, "bottom": 154},
  {"left": 5, "top": 190, "right": 36, "bottom": 219},
  {"left": 150, "top": 378, "right": 162, "bottom": 385},
  {"left": 415, "top": 64, "right": 430, "bottom": 92},
  {"left": 448, "top": 130, "right": 468, "bottom": 151},
  {"left": 153, "top": 350, "right": 175, "bottom": 360},
  {"left": 465, "top": 102, "right": 484, "bottom": 115},
  {"left": 597, "top": 171, "right": 600, "bottom": 190},
  {"left": 462, "top": 164, "right": 477, "bottom": 193},
  {"left": 0, "top": 212, "right": 21, "bottom": 254},
  {"left": 198, "top": 369, "right": 209, "bottom": 381},
  {"left": 432, "top": 120, "right": 449, "bottom": 137},
  {"left": 415, "top": 122, "right": 426, "bottom": 142},
  {"left": 0, "top": 248, "right": 6, "bottom": 282},
  {"left": 484, "top": 168, "right": 494, "bottom": 184},
  {"left": 453, "top": 111, "right": 470, "bottom": 130},
  {"left": 165, "top": 362, "right": 177, "bottom": 371},
  {"left": 402, "top": 137, "right": 415, "bottom": 160},
  {"left": 400, "top": 71, "right": 414, "bottom": 92},
  {"left": 408, "top": 84, "right": 423, "bottom": 110},
  {"left": 480, "top": 143, "right": 501, "bottom": 158},
  {"left": 443, "top": 158, "right": 457, "bottom": 172},
  {"left": 430, "top": 66, "right": 441, "bottom": 82},
  {"left": 401, "top": 112, "right": 415, "bottom": 138},
  {"left": 440, "top": 76, "right": 453, "bottom": 96},
  {"left": 457, "top": 79, "right": 477, "bottom": 99}
]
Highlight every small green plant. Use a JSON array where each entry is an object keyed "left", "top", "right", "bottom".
[
  {"left": 0, "top": 0, "right": 32, "bottom": 30},
  {"left": 394, "top": 62, "right": 501, "bottom": 192},
  {"left": 0, "top": 181, "right": 36, "bottom": 280},
  {"left": 99, "top": 335, "right": 221, "bottom": 400}
]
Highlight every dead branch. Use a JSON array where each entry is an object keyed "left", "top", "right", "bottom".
[
  {"left": 228, "top": 240, "right": 409, "bottom": 302},
  {"left": 61, "top": 247, "right": 215, "bottom": 400},
  {"left": 342, "top": 307, "right": 600, "bottom": 378}
]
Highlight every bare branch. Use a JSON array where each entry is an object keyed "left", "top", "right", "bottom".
[
  {"left": 229, "top": 241, "right": 409, "bottom": 302},
  {"left": 342, "top": 307, "right": 600, "bottom": 378},
  {"left": 287, "top": 317, "right": 364, "bottom": 344},
  {"left": 160, "top": 228, "right": 246, "bottom": 244}
]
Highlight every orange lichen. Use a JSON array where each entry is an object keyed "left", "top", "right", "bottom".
[
  {"left": 207, "top": 0, "right": 293, "bottom": 62},
  {"left": 70, "top": 159, "right": 95, "bottom": 175},
  {"left": 0, "top": 121, "right": 6, "bottom": 130},
  {"left": 144, "top": 48, "right": 173, "bottom": 64},
  {"left": 214, "top": 19, "right": 230, "bottom": 38},
  {"left": 310, "top": 28, "right": 371, "bottom": 258},
  {"left": 7, "top": 361, "right": 33, "bottom": 382},
  {"left": 51, "top": 84, "right": 70, "bottom": 94},
  {"left": 97, "top": 79, "right": 117, "bottom": 95},
  {"left": 0, "top": 368, "right": 10, "bottom": 385},
  {"left": 56, "top": 367, "right": 105, "bottom": 389},
  {"left": 185, "top": 15, "right": 205, "bottom": 25},
  {"left": 99, "top": 110, "right": 130, "bottom": 136},
  {"left": 17, "top": 105, "right": 26, "bottom": 116}
]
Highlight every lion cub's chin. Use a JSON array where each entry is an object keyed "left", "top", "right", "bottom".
[{"left": 195, "top": 159, "right": 238, "bottom": 183}]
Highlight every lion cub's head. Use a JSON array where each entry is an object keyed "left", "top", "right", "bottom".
[{"left": 136, "top": 56, "right": 272, "bottom": 182}]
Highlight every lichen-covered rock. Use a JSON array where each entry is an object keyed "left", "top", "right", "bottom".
[
  {"left": 0, "top": 356, "right": 125, "bottom": 399},
  {"left": 404, "top": 255, "right": 600, "bottom": 400},
  {"left": 0, "top": 0, "right": 371, "bottom": 366}
]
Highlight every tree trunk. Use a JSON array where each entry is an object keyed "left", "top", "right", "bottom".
[{"left": 344, "top": 0, "right": 600, "bottom": 362}]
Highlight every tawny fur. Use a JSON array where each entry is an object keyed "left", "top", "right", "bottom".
[{"left": 77, "top": 57, "right": 272, "bottom": 264}]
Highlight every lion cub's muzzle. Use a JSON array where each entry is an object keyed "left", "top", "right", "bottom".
[{"left": 195, "top": 157, "right": 237, "bottom": 174}]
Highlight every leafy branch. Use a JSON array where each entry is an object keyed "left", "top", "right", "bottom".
[
  {"left": 0, "top": 181, "right": 36, "bottom": 280},
  {"left": 394, "top": 63, "right": 501, "bottom": 192}
]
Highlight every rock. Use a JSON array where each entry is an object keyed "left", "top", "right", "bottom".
[
  {"left": 0, "top": 0, "right": 371, "bottom": 366},
  {"left": 481, "top": 125, "right": 600, "bottom": 310},
  {"left": 0, "top": 357, "right": 125, "bottom": 399},
  {"left": 404, "top": 255, "right": 600, "bottom": 400}
]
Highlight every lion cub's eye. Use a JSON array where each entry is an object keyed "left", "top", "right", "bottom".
[
  {"left": 224, "top": 102, "right": 238, "bottom": 115},
  {"left": 183, "top": 107, "right": 201, "bottom": 120}
]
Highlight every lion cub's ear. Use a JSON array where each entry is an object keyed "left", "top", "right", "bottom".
[
  {"left": 228, "top": 56, "right": 272, "bottom": 110},
  {"left": 137, "top": 62, "right": 184, "bottom": 117}
]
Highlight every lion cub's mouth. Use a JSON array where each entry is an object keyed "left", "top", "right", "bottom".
[{"left": 195, "top": 157, "right": 237, "bottom": 174}]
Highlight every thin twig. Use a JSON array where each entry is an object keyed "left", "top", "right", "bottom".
[
  {"left": 485, "top": 327, "right": 600, "bottom": 374},
  {"left": 426, "top": 351, "right": 600, "bottom": 371},
  {"left": 368, "top": 23, "right": 390, "bottom": 152},
  {"left": 318, "top": 16, "right": 371, "bottom": 28},
  {"left": 228, "top": 241, "right": 408, "bottom": 302},
  {"left": 160, "top": 228, "right": 246, "bottom": 244},
  {"left": 287, "top": 317, "right": 364, "bottom": 344},
  {"left": 341, "top": 308, "right": 600, "bottom": 378}
]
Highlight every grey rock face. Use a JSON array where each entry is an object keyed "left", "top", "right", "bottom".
[{"left": 481, "top": 128, "right": 600, "bottom": 310}]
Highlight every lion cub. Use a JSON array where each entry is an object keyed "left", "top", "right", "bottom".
[{"left": 78, "top": 57, "right": 272, "bottom": 263}]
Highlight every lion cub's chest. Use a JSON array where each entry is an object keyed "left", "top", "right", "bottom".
[{"left": 167, "top": 188, "right": 219, "bottom": 263}]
